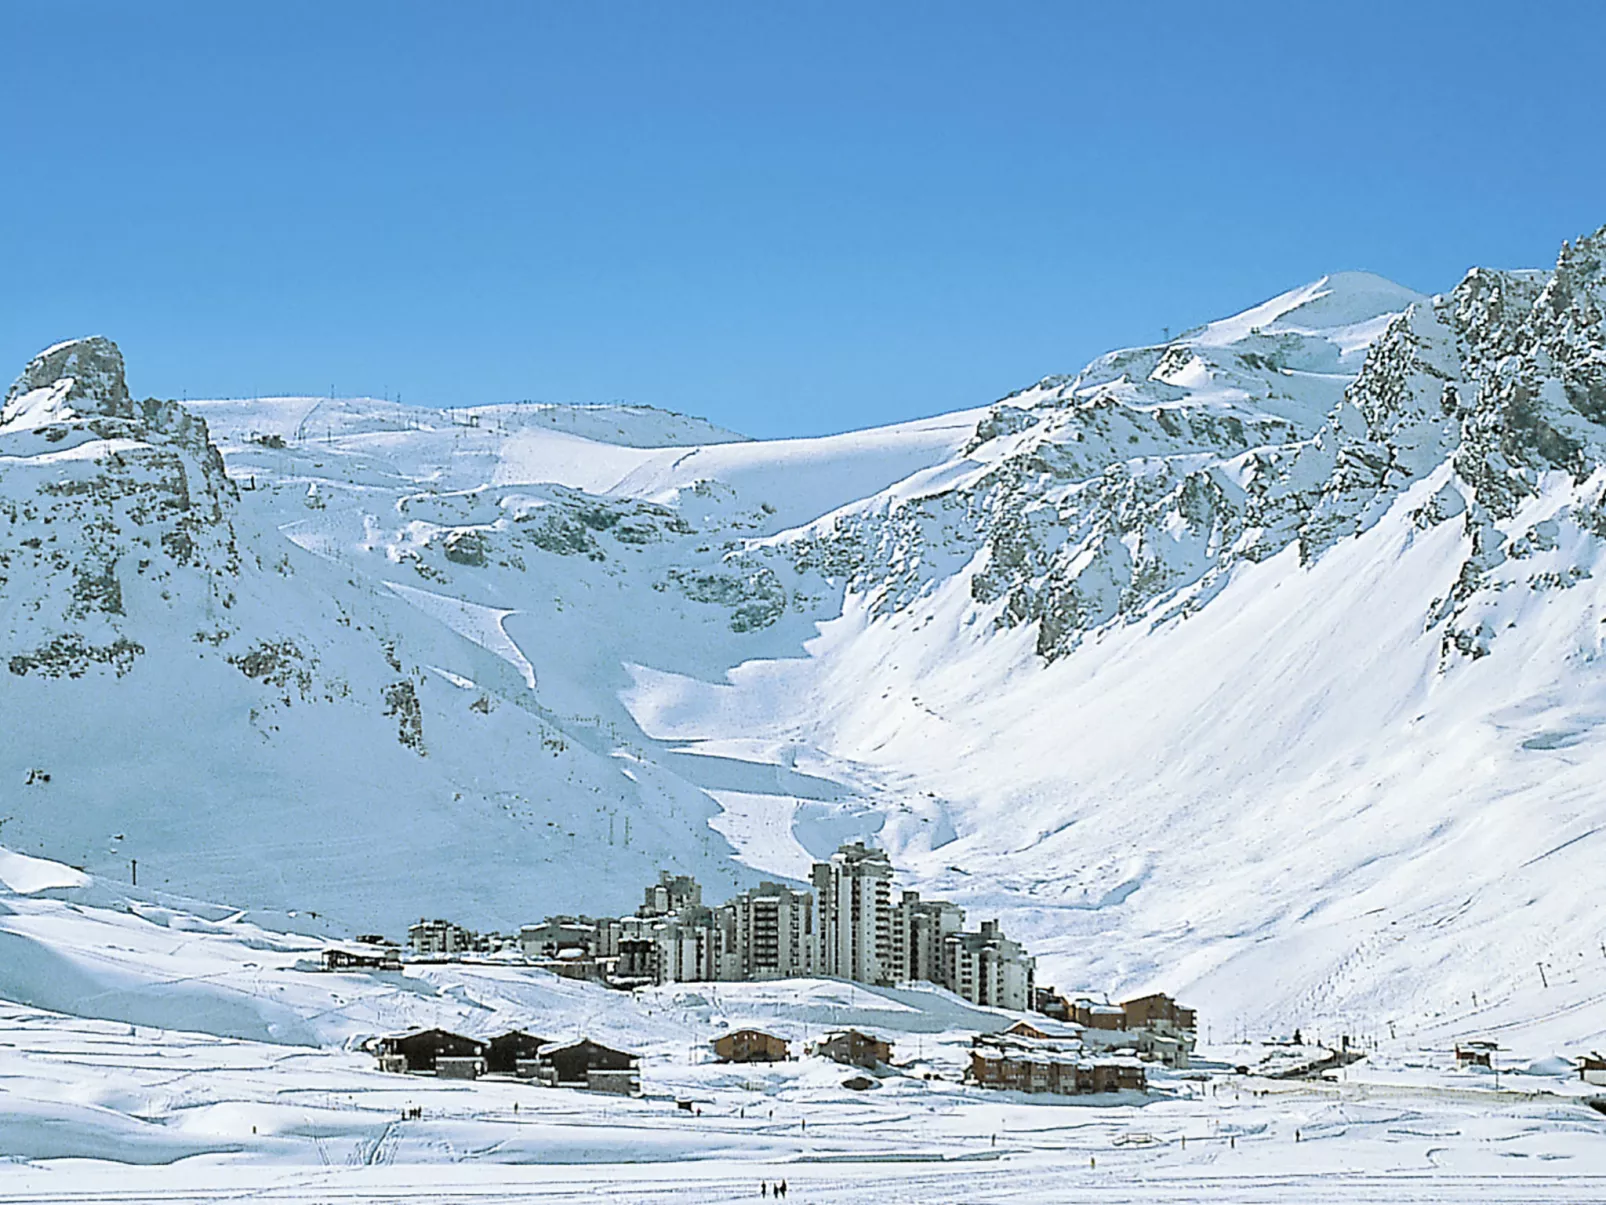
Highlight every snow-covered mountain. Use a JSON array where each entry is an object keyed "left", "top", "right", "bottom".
[{"left": 5, "top": 228, "right": 1606, "bottom": 1047}]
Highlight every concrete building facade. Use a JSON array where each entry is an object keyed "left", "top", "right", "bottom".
[
  {"left": 408, "top": 918, "right": 476, "bottom": 957},
  {"left": 940, "top": 919, "right": 1035, "bottom": 1011},
  {"left": 638, "top": 871, "right": 702, "bottom": 919},
  {"left": 890, "top": 890, "right": 965, "bottom": 984},
  {"left": 717, "top": 881, "right": 816, "bottom": 981},
  {"left": 812, "top": 842, "right": 895, "bottom": 985}
]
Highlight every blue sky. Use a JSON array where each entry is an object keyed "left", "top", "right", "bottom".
[{"left": 4, "top": 2, "right": 1603, "bottom": 438}]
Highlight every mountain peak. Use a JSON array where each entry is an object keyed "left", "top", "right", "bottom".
[
  {"left": 1186, "top": 271, "right": 1425, "bottom": 351},
  {"left": 2, "top": 335, "right": 133, "bottom": 431}
]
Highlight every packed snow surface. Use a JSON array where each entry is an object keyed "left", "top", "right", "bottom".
[{"left": 0, "top": 848, "right": 88, "bottom": 895}]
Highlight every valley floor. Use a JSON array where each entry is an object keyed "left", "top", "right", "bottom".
[
  {"left": 2, "top": 999, "right": 1603, "bottom": 1203},
  {"left": 4, "top": 1163, "right": 1606, "bottom": 1205},
  {"left": 1, "top": 866, "right": 1602, "bottom": 1202}
]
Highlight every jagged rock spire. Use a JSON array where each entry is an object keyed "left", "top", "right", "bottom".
[{"left": 3, "top": 336, "right": 133, "bottom": 425}]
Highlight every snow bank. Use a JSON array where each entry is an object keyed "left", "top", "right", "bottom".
[{"left": 0, "top": 846, "right": 88, "bottom": 894}]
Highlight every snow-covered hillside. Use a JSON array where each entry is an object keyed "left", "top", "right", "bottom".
[{"left": 5, "top": 229, "right": 1606, "bottom": 1058}]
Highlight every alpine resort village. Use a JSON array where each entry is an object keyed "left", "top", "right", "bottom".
[{"left": 330, "top": 841, "right": 1194, "bottom": 1096}]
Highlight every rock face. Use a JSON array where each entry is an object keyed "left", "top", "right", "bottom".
[
  {"left": 0, "top": 337, "right": 239, "bottom": 680},
  {"left": 3, "top": 336, "right": 134, "bottom": 422},
  {"left": 1287, "top": 230, "right": 1606, "bottom": 662},
  {"left": 767, "top": 272, "right": 1428, "bottom": 659},
  {"left": 758, "top": 232, "right": 1606, "bottom": 669}
]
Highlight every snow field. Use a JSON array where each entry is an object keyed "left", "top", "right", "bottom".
[
  {"left": 2, "top": 1001, "right": 1605, "bottom": 1201},
  {"left": 2, "top": 866, "right": 1604, "bottom": 1198}
]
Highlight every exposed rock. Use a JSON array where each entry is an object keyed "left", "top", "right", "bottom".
[
  {"left": 442, "top": 529, "right": 489, "bottom": 567},
  {"left": 768, "top": 226, "right": 1606, "bottom": 667},
  {"left": 2, "top": 336, "right": 133, "bottom": 425}
]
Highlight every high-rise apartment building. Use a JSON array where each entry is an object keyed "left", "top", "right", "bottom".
[
  {"left": 638, "top": 871, "right": 702, "bottom": 918},
  {"left": 890, "top": 890, "right": 965, "bottom": 983},
  {"left": 811, "top": 841, "right": 894, "bottom": 985},
  {"left": 717, "top": 881, "right": 816, "bottom": 980},
  {"left": 940, "top": 919, "right": 1035, "bottom": 1010}
]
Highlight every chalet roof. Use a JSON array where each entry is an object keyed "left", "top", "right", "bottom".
[
  {"left": 820, "top": 1028, "right": 887, "bottom": 1043},
  {"left": 1005, "top": 1018, "right": 1082, "bottom": 1040},
  {"left": 538, "top": 1037, "right": 638, "bottom": 1059},
  {"left": 720, "top": 1027, "right": 785, "bottom": 1040},
  {"left": 1120, "top": 992, "right": 1194, "bottom": 1013},
  {"left": 322, "top": 946, "right": 399, "bottom": 964},
  {"left": 974, "top": 1047, "right": 1144, "bottom": 1071},
  {"left": 378, "top": 1027, "right": 486, "bottom": 1051},
  {"left": 977, "top": 1033, "right": 1084, "bottom": 1057}
]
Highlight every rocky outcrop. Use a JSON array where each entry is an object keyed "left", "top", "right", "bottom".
[
  {"left": 3, "top": 336, "right": 135, "bottom": 423},
  {"left": 760, "top": 229, "right": 1606, "bottom": 667},
  {"left": 0, "top": 338, "right": 242, "bottom": 681}
]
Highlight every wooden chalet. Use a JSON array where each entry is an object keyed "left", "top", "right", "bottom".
[
  {"left": 1032, "top": 987, "right": 1071, "bottom": 1021},
  {"left": 1120, "top": 992, "right": 1197, "bottom": 1032},
  {"left": 1456, "top": 1041, "right": 1497, "bottom": 1069},
  {"left": 813, "top": 1029, "right": 892, "bottom": 1070},
  {"left": 322, "top": 945, "right": 402, "bottom": 972},
  {"left": 1582, "top": 1053, "right": 1606, "bottom": 1086},
  {"left": 485, "top": 1030, "right": 550, "bottom": 1076},
  {"left": 375, "top": 1029, "right": 486, "bottom": 1077},
  {"left": 712, "top": 1028, "right": 789, "bottom": 1064},
  {"left": 969, "top": 1048, "right": 1146, "bottom": 1096},
  {"left": 1071, "top": 998, "right": 1127, "bottom": 1031},
  {"left": 537, "top": 1038, "right": 641, "bottom": 1094}
]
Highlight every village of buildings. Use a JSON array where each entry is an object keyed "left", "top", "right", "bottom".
[
  {"left": 413, "top": 842, "right": 1041, "bottom": 1013},
  {"left": 323, "top": 841, "right": 1205, "bottom": 1100}
]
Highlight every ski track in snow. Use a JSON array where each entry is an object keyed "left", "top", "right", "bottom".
[
  {"left": 703, "top": 790, "right": 815, "bottom": 881},
  {"left": 382, "top": 580, "right": 537, "bottom": 691}
]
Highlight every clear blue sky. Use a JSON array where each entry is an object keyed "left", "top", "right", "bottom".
[{"left": 4, "top": 2, "right": 1603, "bottom": 438}]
